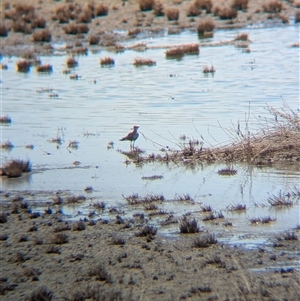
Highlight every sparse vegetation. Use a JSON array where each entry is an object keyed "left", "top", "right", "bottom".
[
  {"left": 218, "top": 167, "right": 237, "bottom": 175},
  {"left": 133, "top": 58, "right": 156, "bottom": 66},
  {"left": 36, "top": 64, "right": 53, "bottom": 73},
  {"left": 180, "top": 217, "right": 200, "bottom": 233},
  {"left": 166, "top": 8, "right": 179, "bottom": 21},
  {"left": 88, "top": 264, "right": 113, "bottom": 283},
  {"left": 2, "top": 159, "right": 31, "bottom": 177},
  {"left": 263, "top": 0, "right": 283, "bottom": 13},
  {"left": 267, "top": 191, "right": 293, "bottom": 207},
  {"left": 136, "top": 225, "right": 157, "bottom": 237},
  {"left": 0, "top": 115, "right": 11, "bottom": 124},
  {"left": 73, "top": 221, "right": 86, "bottom": 231},
  {"left": 226, "top": 203, "right": 246, "bottom": 211},
  {"left": 203, "top": 65, "right": 216, "bottom": 73},
  {"left": 139, "top": 0, "right": 154, "bottom": 11},
  {"left": 16, "top": 60, "right": 32, "bottom": 72},
  {"left": 32, "top": 29, "right": 51, "bottom": 42},
  {"left": 203, "top": 212, "right": 224, "bottom": 221},
  {"left": 100, "top": 57, "right": 115, "bottom": 66},
  {"left": 166, "top": 43, "right": 199, "bottom": 58},
  {"left": 52, "top": 233, "right": 69, "bottom": 244},
  {"left": 192, "top": 233, "right": 217, "bottom": 248},
  {"left": 28, "top": 286, "right": 53, "bottom": 301},
  {"left": 66, "top": 56, "right": 78, "bottom": 68}
]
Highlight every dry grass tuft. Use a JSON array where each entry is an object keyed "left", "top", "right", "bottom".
[
  {"left": 267, "top": 191, "right": 293, "bottom": 207},
  {"left": 0, "top": 212, "right": 8, "bottom": 223},
  {"left": 73, "top": 221, "right": 86, "bottom": 231},
  {"left": 28, "top": 286, "right": 53, "bottom": 301},
  {"left": 197, "top": 19, "right": 215, "bottom": 35},
  {"left": 0, "top": 23, "right": 9, "bottom": 37},
  {"left": 16, "top": 60, "right": 32, "bottom": 72},
  {"left": 232, "top": 0, "right": 249, "bottom": 11},
  {"left": 166, "top": 43, "right": 199, "bottom": 58},
  {"left": 66, "top": 56, "right": 78, "bottom": 68},
  {"left": 133, "top": 58, "right": 156, "bottom": 66},
  {"left": 295, "top": 11, "right": 300, "bottom": 23},
  {"left": 154, "top": 0, "right": 165, "bottom": 16},
  {"left": 0, "top": 140, "right": 14, "bottom": 150},
  {"left": 2, "top": 159, "right": 31, "bottom": 178},
  {"left": 0, "top": 115, "right": 11, "bottom": 124},
  {"left": 100, "top": 57, "right": 115, "bottom": 66},
  {"left": 192, "top": 233, "right": 217, "bottom": 248},
  {"left": 214, "top": 6, "right": 238, "bottom": 20},
  {"left": 88, "top": 264, "right": 113, "bottom": 283},
  {"left": 32, "top": 29, "right": 51, "bottom": 42},
  {"left": 95, "top": 3, "right": 109, "bottom": 16},
  {"left": 276, "top": 231, "right": 298, "bottom": 241},
  {"left": 136, "top": 225, "right": 157, "bottom": 237},
  {"left": 63, "top": 23, "right": 89, "bottom": 35},
  {"left": 65, "top": 195, "right": 86, "bottom": 204},
  {"left": 36, "top": 64, "right": 53, "bottom": 73},
  {"left": 263, "top": 0, "right": 283, "bottom": 13},
  {"left": 52, "top": 233, "right": 69, "bottom": 244},
  {"left": 166, "top": 8, "right": 180, "bottom": 21},
  {"left": 180, "top": 217, "right": 200, "bottom": 233},
  {"left": 139, "top": 0, "right": 155, "bottom": 11},
  {"left": 203, "top": 65, "right": 216, "bottom": 73},
  {"left": 218, "top": 167, "right": 237, "bottom": 175},
  {"left": 88, "top": 34, "right": 100, "bottom": 45},
  {"left": 226, "top": 203, "right": 246, "bottom": 211}
]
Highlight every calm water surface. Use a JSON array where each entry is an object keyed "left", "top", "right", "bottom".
[{"left": 1, "top": 25, "right": 299, "bottom": 245}]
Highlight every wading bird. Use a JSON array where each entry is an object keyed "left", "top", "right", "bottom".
[{"left": 120, "top": 126, "right": 139, "bottom": 148}]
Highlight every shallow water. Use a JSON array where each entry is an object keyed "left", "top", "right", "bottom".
[{"left": 1, "top": 25, "right": 299, "bottom": 245}]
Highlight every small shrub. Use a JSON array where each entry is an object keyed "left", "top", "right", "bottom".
[
  {"left": 30, "top": 212, "right": 41, "bottom": 219},
  {"left": 0, "top": 233, "right": 8, "bottom": 241},
  {"left": 174, "top": 194, "right": 194, "bottom": 202},
  {"left": 66, "top": 57, "right": 78, "bottom": 68},
  {"left": 0, "top": 23, "right": 9, "bottom": 37},
  {"left": 52, "top": 233, "right": 69, "bottom": 244},
  {"left": 54, "top": 224, "right": 71, "bottom": 232},
  {"left": 166, "top": 43, "right": 199, "bottom": 58},
  {"left": 65, "top": 195, "right": 86, "bottom": 203},
  {"left": 180, "top": 217, "right": 200, "bottom": 233},
  {"left": 45, "top": 245, "right": 60, "bottom": 254},
  {"left": 192, "top": 233, "right": 217, "bottom": 248},
  {"left": 263, "top": 0, "right": 283, "bottom": 13},
  {"left": 194, "top": 0, "right": 213, "bottom": 13},
  {"left": 32, "top": 17, "right": 46, "bottom": 28},
  {"left": 111, "top": 236, "right": 126, "bottom": 245},
  {"left": 73, "top": 221, "right": 86, "bottom": 231},
  {"left": 197, "top": 19, "right": 215, "bottom": 34},
  {"left": 267, "top": 191, "right": 293, "bottom": 207},
  {"left": 19, "top": 234, "right": 28, "bottom": 242},
  {"left": 277, "top": 231, "right": 298, "bottom": 241},
  {"left": 32, "top": 29, "right": 51, "bottom": 42},
  {"left": 215, "top": 7, "right": 238, "bottom": 20},
  {"left": 88, "top": 34, "right": 100, "bottom": 45},
  {"left": 201, "top": 204, "right": 212, "bottom": 212},
  {"left": 154, "top": 0, "right": 164, "bottom": 16},
  {"left": 95, "top": 3, "right": 109, "bottom": 16},
  {"left": 226, "top": 203, "right": 246, "bottom": 211},
  {"left": 166, "top": 8, "right": 179, "bottom": 21},
  {"left": 139, "top": 0, "right": 154, "bottom": 11},
  {"left": 100, "top": 57, "right": 115, "bottom": 66},
  {"left": 0, "top": 115, "right": 11, "bottom": 123},
  {"left": 29, "top": 286, "right": 53, "bottom": 301},
  {"left": 16, "top": 60, "right": 32, "bottom": 72},
  {"left": 187, "top": 3, "right": 201, "bottom": 17},
  {"left": 133, "top": 58, "right": 156, "bottom": 66},
  {"left": 36, "top": 64, "right": 53, "bottom": 73}
]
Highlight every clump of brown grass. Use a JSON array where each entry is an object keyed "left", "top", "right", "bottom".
[
  {"left": 166, "top": 43, "right": 199, "bottom": 58},
  {"left": 180, "top": 217, "right": 200, "bottom": 233},
  {"left": 32, "top": 17, "right": 46, "bottom": 28},
  {"left": 66, "top": 56, "right": 78, "bottom": 68},
  {"left": 136, "top": 224, "right": 157, "bottom": 237},
  {"left": 263, "top": 0, "right": 283, "bottom": 13},
  {"left": 226, "top": 203, "right": 246, "bottom": 211},
  {"left": 154, "top": 0, "right": 165, "bottom": 16},
  {"left": 194, "top": 0, "right": 213, "bottom": 13},
  {"left": 231, "top": 0, "right": 249, "bottom": 11},
  {"left": 64, "top": 23, "right": 89, "bottom": 35},
  {"left": 65, "top": 195, "right": 86, "bottom": 204},
  {"left": 52, "top": 233, "right": 69, "bottom": 244},
  {"left": 2, "top": 159, "right": 31, "bottom": 178},
  {"left": 133, "top": 58, "right": 156, "bottom": 66},
  {"left": 166, "top": 8, "right": 179, "bottom": 21},
  {"left": 36, "top": 64, "right": 53, "bottom": 73},
  {"left": 16, "top": 60, "right": 32, "bottom": 72},
  {"left": 0, "top": 115, "right": 11, "bottom": 124},
  {"left": 214, "top": 6, "right": 238, "bottom": 20},
  {"left": 197, "top": 19, "right": 215, "bottom": 35},
  {"left": 88, "top": 34, "right": 100, "bottom": 45},
  {"left": 95, "top": 3, "right": 109, "bottom": 16},
  {"left": 0, "top": 23, "right": 9, "bottom": 37},
  {"left": 139, "top": 0, "right": 154, "bottom": 11},
  {"left": 192, "top": 233, "right": 217, "bottom": 247},
  {"left": 29, "top": 286, "right": 53, "bottom": 301},
  {"left": 100, "top": 57, "right": 115, "bottom": 66},
  {"left": 234, "top": 32, "right": 249, "bottom": 41},
  {"left": 0, "top": 140, "right": 14, "bottom": 150},
  {"left": 73, "top": 221, "right": 86, "bottom": 231},
  {"left": 267, "top": 191, "right": 293, "bottom": 207},
  {"left": 187, "top": 3, "right": 201, "bottom": 17},
  {"left": 88, "top": 264, "right": 113, "bottom": 283},
  {"left": 218, "top": 167, "right": 237, "bottom": 175},
  {"left": 295, "top": 11, "right": 300, "bottom": 23},
  {"left": 32, "top": 29, "right": 51, "bottom": 42}
]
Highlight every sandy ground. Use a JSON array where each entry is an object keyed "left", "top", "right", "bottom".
[
  {"left": 0, "top": 0, "right": 299, "bottom": 56},
  {"left": 0, "top": 199, "right": 299, "bottom": 300}
]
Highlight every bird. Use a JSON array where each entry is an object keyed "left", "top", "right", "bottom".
[{"left": 120, "top": 126, "right": 139, "bottom": 148}]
